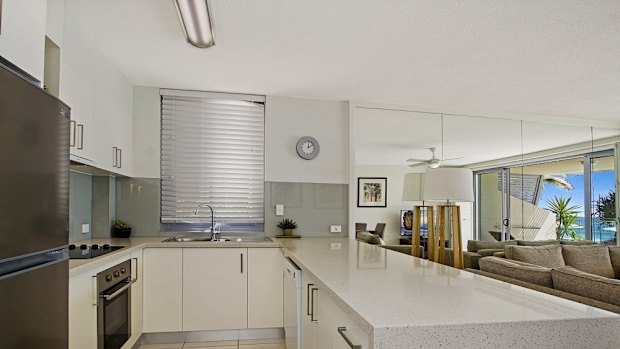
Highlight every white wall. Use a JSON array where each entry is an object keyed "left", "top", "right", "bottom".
[
  {"left": 0, "top": 0, "right": 47, "bottom": 81},
  {"left": 354, "top": 164, "right": 423, "bottom": 244},
  {"left": 265, "top": 96, "right": 349, "bottom": 184},
  {"left": 132, "top": 86, "right": 161, "bottom": 178},
  {"left": 45, "top": 0, "right": 64, "bottom": 45}
]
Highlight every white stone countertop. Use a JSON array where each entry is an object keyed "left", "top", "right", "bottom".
[{"left": 278, "top": 237, "right": 620, "bottom": 349}]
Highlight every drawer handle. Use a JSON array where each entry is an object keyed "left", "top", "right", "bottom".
[
  {"left": 306, "top": 283, "right": 314, "bottom": 316},
  {"left": 338, "top": 327, "right": 361, "bottom": 349},
  {"left": 310, "top": 287, "right": 318, "bottom": 323},
  {"left": 77, "top": 124, "right": 84, "bottom": 149},
  {"left": 70, "top": 120, "right": 76, "bottom": 147}
]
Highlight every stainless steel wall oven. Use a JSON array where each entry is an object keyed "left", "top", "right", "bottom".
[{"left": 96, "top": 259, "right": 135, "bottom": 349}]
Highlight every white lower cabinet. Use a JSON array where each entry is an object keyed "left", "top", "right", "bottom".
[
  {"left": 142, "top": 247, "right": 284, "bottom": 333},
  {"left": 301, "top": 274, "right": 369, "bottom": 349},
  {"left": 302, "top": 273, "right": 319, "bottom": 349},
  {"left": 69, "top": 269, "right": 98, "bottom": 349},
  {"left": 248, "top": 248, "right": 284, "bottom": 328},
  {"left": 142, "top": 248, "right": 183, "bottom": 332},
  {"left": 183, "top": 248, "right": 248, "bottom": 331},
  {"left": 123, "top": 249, "right": 144, "bottom": 348}
]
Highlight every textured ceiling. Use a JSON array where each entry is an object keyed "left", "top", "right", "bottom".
[{"left": 66, "top": 0, "right": 620, "bottom": 123}]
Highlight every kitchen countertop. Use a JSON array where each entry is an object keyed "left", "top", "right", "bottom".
[{"left": 278, "top": 238, "right": 620, "bottom": 349}]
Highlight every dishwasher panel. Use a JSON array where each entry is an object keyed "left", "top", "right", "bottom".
[{"left": 283, "top": 257, "right": 302, "bottom": 349}]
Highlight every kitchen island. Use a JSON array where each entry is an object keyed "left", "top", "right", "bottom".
[{"left": 279, "top": 237, "right": 620, "bottom": 349}]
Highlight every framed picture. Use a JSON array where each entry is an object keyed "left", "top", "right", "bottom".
[{"left": 357, "top": 177, "right": 387, "bottom": 207}]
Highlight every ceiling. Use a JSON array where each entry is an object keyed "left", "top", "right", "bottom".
[{"left": 67, "top": 0, "right": 620, "bottom": 123}]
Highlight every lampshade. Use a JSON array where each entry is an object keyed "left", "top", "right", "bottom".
[
  {"left": 175, "top": 0, "right": 216, "bottom": 48},
  {"left": 402, "top": 173, "right": 424, "bottom": 201},
  {"left": 422, "top": 167, "right": 474, "bottom": 202}
]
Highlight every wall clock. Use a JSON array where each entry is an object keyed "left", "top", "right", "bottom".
[{"left": 296, "top": 136, "right": 320, "bottom": 160}]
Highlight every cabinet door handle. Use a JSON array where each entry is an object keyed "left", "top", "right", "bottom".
[
  {"left": 113, "top": 147, "right": 118, "bottom": 167},
  {"left": 132, "top": 257, "right": 138, "bottom": 282},
  {"left": 240, "top": 253, "right": 243, "bottom": 273},
  {"left": 118, "top": 148, "right": 122, "bottom": 168},
  {"left": 338, "top": 327, "right": 362, "bottom": 349},
  {"left": 77, "top": 124, "right": 84, "bottom": 149},
  {"left": 306, "top": 283, "right": 314, "bottom": 316},
  {"left": 310, "top": 287, "right": 318, "bottom": 323},
  {"left": 70, "top": 120, "right": 76, "bottom": 147},
  {"left": 91, "top": 275, "right": 98, "bottom": 306}
]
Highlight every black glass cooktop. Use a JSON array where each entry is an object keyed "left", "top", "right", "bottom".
[{"left": 68, "top": 244, "right": 124, "bottom": 259}]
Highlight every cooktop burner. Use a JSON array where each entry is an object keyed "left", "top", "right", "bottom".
[{"left": 68, "top": 244, "right": 124, "bottom": 259}]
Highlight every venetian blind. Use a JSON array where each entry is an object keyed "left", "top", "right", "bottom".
[{"left": 160, "top": 89, "right": 265, "bottom": 224}]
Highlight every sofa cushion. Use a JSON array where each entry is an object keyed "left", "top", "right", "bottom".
[
  {"left": 356, "top": 231, "right": 384, "bottom": 245},
  {"left": 493, "top": 251, "right": 506, "bottom": 258},
  {"left": 560, "top": 240, "right": 596, "bottom": 245},
  {"left": 505, "top": 245, "right": 565, "bottom": 268},
  {"left": 467, "top": 240, "right": 517, "bottom": 253},
  {"left": 479, "top": 256, "right": 553, "bottom": 288},
  {"left": 561, "top": 245, "right": 614, "bottom": 278},
  {"left": 609, "top": 246, "right": 620, "bottom": 279},
  {"left": 516, "top": 239, "right": 560, "bottom": 246},
  {"left": 477, "top": 249, "right": 503, "bottom": 257},
  {"left": 552, "top": 266, "right": 620, "bottom": 307}
]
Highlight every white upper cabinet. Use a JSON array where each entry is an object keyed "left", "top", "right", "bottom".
[{"left": 0, "top": 0, "right": 47, "bottom": 82}]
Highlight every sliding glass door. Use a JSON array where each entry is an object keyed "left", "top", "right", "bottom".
[{"left": 476, "top": 151, "right": 616, "bottom": 243}]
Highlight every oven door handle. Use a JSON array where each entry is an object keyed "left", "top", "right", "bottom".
[{"left": 100, "top": 280, "right": 135, "bottom": 301}]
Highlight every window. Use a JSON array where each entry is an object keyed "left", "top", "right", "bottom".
[{"left": 160, "top": 89, "right": 265, "bottom": 231}]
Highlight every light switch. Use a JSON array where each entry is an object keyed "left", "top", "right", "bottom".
[
  {"left": 81, "top": 224, "right": 90, "bottom": 234},
  {"left": 275, "top": 204, "right": 284, "bottom": 216},
  {"left": 330, "top": 225, "right": 342, "bottom": 233}
]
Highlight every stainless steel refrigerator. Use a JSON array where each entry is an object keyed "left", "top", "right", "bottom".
[{"left": 0, "top": 58, "right": 70, "bottom": 349}]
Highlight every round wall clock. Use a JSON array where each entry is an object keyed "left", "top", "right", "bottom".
[{"left": 296, "top": 136, "right": 320, "bottom": 160}]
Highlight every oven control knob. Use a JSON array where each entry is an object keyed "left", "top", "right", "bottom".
[
  {"left": 68, "top": 244, "right": 76, "bottom": 250},
  {"left": 105, "top": 275, "right": 112, "bottom": 282},
  {"left": 120, "top": 268, "right": 126, "bottom": 274},
  {"left": 92, "top": 244, "right": 99, "bottom": 250},
  {"left": 80, "top": 244, "right": 88, "bottom": 250},
  {"left": 103, "top": 244, "right": 111, "bottom": 250},
  {"left": 113, "top": 271, "right": 120, "bottom": 277}
]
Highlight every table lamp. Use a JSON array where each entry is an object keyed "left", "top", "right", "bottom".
[
  {"left": 402, "top": 173, "right": 434, "bottom": 258},
  {"left": 422, "top": 167, "right": 474, "bottom": 268}
]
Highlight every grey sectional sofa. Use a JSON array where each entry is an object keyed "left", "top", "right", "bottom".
[{"left": 467, "top": 243, "right": 620, "bottom": 313}]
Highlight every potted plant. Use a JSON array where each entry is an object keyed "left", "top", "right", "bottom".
[
  {"left": 277, "top": 218, "right": 298, "bottom": 236},
  {"left": 111, "top": 219, "right": 132, "bottom": 238}
]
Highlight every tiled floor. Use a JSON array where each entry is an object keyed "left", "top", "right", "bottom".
[{"left": 139, "top": 338, "right": 286, "bottom": 349}]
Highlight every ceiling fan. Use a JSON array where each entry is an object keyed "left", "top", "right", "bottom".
[{"left": 406, "top": 147, "right": 463, "bottom": 169}]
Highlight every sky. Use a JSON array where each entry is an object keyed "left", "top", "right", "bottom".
[{"left": 537, "top": 171, "right": 615, "bottom": 216}]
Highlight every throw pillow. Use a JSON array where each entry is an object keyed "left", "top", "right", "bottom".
[
  {"left": 561, "top": 245, "right": 614, "bottom": 278},
  {"left": 479, "top": 256, "right": 553, "bottom": 288},
  {"left": 507, "top": 245, "right": 565, "bottom": 268},
  {"left": 609, "top": 246, "right": 620, "bottom": 279},
  {"left": 552, "top": 266, "right": 620, "bottom": 307}
]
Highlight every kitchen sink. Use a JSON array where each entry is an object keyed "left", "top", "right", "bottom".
[{"left": 162, "top": 235, "right": 272, "bottom": 243}]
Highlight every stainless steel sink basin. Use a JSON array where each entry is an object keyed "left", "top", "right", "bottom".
[{"left": 162, "top": 235, "right": 272, "bottom": 243}]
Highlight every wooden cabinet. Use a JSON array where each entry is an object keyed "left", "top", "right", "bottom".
[
  {"left": 182, "top": 248, "right": 248, "bottom": 331},
  {"left": 248, "top": 248, "right": 284, "bottom": 328},
  {"left": 142, "top": 248, "right": 183, "bottom": 332}
]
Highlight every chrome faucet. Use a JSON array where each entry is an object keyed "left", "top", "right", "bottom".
[{"left": 194, "top": 203, "right": 218, "bottom": 241}]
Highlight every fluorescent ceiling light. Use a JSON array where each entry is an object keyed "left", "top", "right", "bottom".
[{"left": 174, "top": 0, "right": 215, "bottom": 48}]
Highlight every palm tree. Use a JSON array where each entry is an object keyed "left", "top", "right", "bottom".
[{"left": 545, "top": 196, "right": 582, "bottom": 240}]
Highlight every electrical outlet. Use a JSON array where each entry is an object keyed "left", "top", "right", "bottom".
[
  {"left": 330, "top": 242, "right": 341, "bottom": 250},
  {"left": 330, "top": 225, "right": 342, "bottom": 233},
  {"left": 275, "top": 204, "right": 284, "bottom": 216},
  {"left": 81, "top": 223, "right": 90, "bottom": 234}
]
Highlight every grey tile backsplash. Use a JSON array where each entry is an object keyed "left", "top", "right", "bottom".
[{"left": 69, "top": 171, "right": 92, "bottom": 242}]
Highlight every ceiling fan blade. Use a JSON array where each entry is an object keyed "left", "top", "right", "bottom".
[
  {"left": 408, "top": 162, "right": 428, "bottom": 168},
  {"left": 406, "top": 158, "right": 428, "bottom": 162},
  {"left": 441, "top": 157, "right": 465, "bottom": 161}
]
